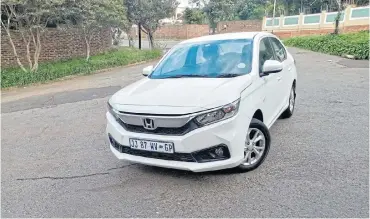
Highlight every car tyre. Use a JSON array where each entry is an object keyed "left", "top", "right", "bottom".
[
  {"left": 281, "top": 85, "right": 296, "bottom": 119},
  {"left": 236, "top": 118, "right": 271, "bottom": 172}
]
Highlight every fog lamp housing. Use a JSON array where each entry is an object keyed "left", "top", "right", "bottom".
[{"left": 192, "top": 144, "right": 230, "bottom": 163}]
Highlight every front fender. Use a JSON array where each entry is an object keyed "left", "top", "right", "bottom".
[{"left": 239, "top": 77, "right": 266, "bottom": 125}]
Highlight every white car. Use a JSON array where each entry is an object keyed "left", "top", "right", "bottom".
[{"left": 106, "top": 32, "right": 297, "bottom": 172}]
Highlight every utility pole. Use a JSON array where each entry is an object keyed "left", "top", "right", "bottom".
[
  {"left": 138, "top": 0, "right": 141, "bottom": 50},
  {"left": 272, "top": 0, "right": 277, "bottom": 33},
  {"left": 138, "top": 23, "right": 142, "bottom": 50},
  {"left": 301, "top": 0, "right": 303, "bottom": 13}
]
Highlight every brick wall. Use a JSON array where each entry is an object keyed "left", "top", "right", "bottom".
[
  {"left": 272, "top": 25, "right": 369, "bottom": 39},
  {"left": 129, "top": 19, "right": 367, "bottom": 41},
  {"left": 131, "top": 24, "right": 210, "bottom": 39},
  {"left": 131, "top": 21, "right": 262, "bottom": 40},
  {"left": 343, "top": 24, "right": 369, "bottom": 32},
  {"left": 1, "top": 28, "right": 112, "bottom": 68},
  {"left": 217, "top": 20, "right": 262, "bottom": 33}
]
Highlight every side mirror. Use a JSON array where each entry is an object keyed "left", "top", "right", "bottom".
[
  {"left": 262, "top": 60, "right": 283, "bottom": 75},
  {"left": 142, "top": 65, "right": 153, "bottom": 76}
]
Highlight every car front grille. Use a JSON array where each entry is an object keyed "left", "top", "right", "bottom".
[
  {"left": 109, "top": 134, "right": 196, "bottom": 162},
  {"left": 116, "top": 118, "right": 199, "bottom": 136}
]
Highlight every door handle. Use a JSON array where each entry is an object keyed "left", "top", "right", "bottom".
[
  {"left": 277, "top": 76, "right": 282, "bottom": 81},
  {"left": 288, "top": 67, "right": 292, "bottom": 71}
]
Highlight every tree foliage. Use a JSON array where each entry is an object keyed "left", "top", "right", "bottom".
[
  {"left": 1, "top": 0, "right": 127, "bottom": 71},
  {"left": 200, "top": 0, "right": 288, "bottom": 33},
  {"left": 1, "top": 0, "right": 65, "bottom": 72},
  {"left": 334, "top": 0, "right": 344, "bottom": 34},
  {"left": 203, "top": 0, "right": 235, "bottom": 34},
  {"left": 234, "top": 0, "right": 266, "bottom": 20},
  {"left": 355, "top": 0, "right": 369, "bottom": 5},
  {"left": 195, "top": 0, "right": 368, "bottom": 33},
  {"left": 125, "top": 0, "right": 178, "bottom": 49},
  {"left": 183, "top": 8, "right": 206, "bottom": 24},
  {"left": 59, "top": 0, "right": 127, "bottom": 60}
]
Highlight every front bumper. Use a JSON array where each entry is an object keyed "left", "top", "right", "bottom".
[{"left": 106, "top": 111, "right": 250, "bottom": 172}]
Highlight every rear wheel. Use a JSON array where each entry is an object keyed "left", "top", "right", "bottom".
[
  {"left": 281, "top": 85, "right": 295, "bottom": 119},
  {"left": 236, "top": 118, "right": 271, "bottom": 172}
]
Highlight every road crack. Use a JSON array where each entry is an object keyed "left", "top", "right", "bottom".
[
  {"left": 16, "top": 164, "right": 136, "bottom": 181},
  {"left": 106, "top": 163, "right": 137, "bottom": 171},
  {"left": 16, "top": 172, "right": 109, "bottom": 181}
]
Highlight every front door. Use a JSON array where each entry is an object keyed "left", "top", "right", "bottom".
[{"left": 258, "top": 37, "right": 281, "bottom": 127}]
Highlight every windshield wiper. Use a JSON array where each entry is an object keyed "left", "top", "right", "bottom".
[
  {"left": 216, "top": 73, "right": 242, "bottom": 78},
  {"left": 163, "top": 74, "right": 209, "bottom": 79}
]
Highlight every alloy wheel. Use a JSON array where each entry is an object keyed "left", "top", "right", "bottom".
[{"left": 241, "top": 128, "right": 266, "bottom": 166}]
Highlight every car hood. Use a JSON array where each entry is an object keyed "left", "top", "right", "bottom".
[{"left": 110, "top": 75, "right": 252, "bottom": 114}]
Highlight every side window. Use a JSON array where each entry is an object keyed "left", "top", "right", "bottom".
[
  {"left": 259, "top": 38, "right": 276, "bottom": 73},
  {"left": 196, "top": 45, "right": 206, "bottom": 64},
  {"left": 269, "top": 37, "right": 287, "bottom": 62}
]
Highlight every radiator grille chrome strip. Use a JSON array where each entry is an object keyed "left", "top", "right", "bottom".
[
  {"left": 117, "top": 113, "right": 194, "bottom": 128},
  {"left": 115, "top": 105, "right": 224, "bottom": 128}
]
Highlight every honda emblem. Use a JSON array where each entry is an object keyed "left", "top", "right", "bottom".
[{"left": 143, "top": 118, "right": 156, "bottom": 130}]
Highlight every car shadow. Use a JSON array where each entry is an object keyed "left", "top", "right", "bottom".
[{"left": 136, "top": 164, "right": 242, "bottom": 179}]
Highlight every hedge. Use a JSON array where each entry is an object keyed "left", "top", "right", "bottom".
[
  {"left": 1, "top": 47, "right": 162, "bottom": 88},
  {"left": 284, "top": 31, "right": 369, "bottom": 60}
]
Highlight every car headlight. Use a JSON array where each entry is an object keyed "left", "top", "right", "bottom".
[{"left": 195, "top": 99, "right": 240, "bottom": 126}]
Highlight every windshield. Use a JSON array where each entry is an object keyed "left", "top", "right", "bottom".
[{"left": 149, "top": 39, "right": 253, "bottom": 79}]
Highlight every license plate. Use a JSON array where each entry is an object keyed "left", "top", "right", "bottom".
[{"left": 129, "top": 138, "right": 174, "bottom": 154}]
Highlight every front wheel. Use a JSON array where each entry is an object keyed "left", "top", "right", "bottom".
[{"left": 236, "top": 118, "right": 271, "bottom": 172}]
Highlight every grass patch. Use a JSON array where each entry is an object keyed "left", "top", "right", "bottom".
[
  {"left": 284, "top": 31, "right": 369, "bottom": 60},
  {"left": 1, "top": 47, "right": 162, "bottom": 88}
]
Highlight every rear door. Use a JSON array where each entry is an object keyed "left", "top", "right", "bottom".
[{"left": 268, "top": 37, "right": 293, "bottom": 111}]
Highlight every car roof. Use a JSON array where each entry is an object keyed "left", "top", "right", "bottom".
[{"left": 179, "top": 31, "right": 273, "bottom": 44}]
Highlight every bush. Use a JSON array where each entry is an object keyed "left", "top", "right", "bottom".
[
  {"left": 1, "top": 47, "right": 162, "bottom": 88},
  {"left": 284, "top": 31, "right": 369, "bottom": 60}
]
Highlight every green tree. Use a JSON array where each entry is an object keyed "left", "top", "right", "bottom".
[
  {"left": 183, "top": 8, "right": 206, "bottom": 24},
  {"left": 125, "top": 0, "right": 178, "bottom": 49},
  {"left": 334, "top": 0, "right": 344, "bottom": 34},
  {"left": 280, "top": 0, "right": 297, "bottom": 15},
  {"left": 122, "top": 21, "right": 135, "bottom": 47},
  {"left": 1, "top": 0, "right": 65, "bottom": 72},
  {"left": 234, "top": 0, "right": 265, "bottom": 20},
  {"left": 203, "top": 0, "right": 235, "bottom": 34},
  {"left": 264, "top": 0, "right": 285, "bottom": 17},
  {"left": 60, "top": 0, "right": 127, "bottom": 60},
  {"left": 355, "top": 0, "right": 369, "bottom": 6}
]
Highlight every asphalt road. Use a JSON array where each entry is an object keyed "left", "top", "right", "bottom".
[{"left": 2, "top": 48, "right": 369, "bottom": 217}]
